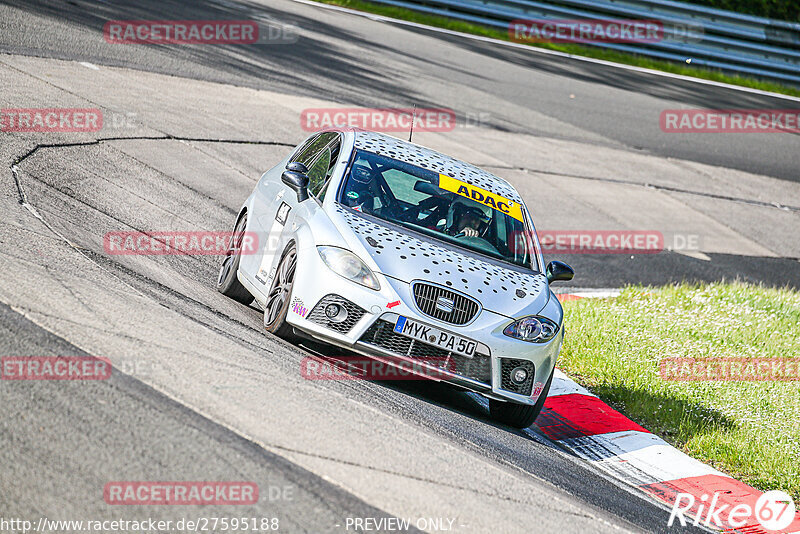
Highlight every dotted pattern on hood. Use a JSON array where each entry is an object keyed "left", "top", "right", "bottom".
[
  {"left": 352, "top": 131, "right": 523, "bottom": 205},
  {"left": 336, "top": 206, "right": 546, "bottom": 303}
]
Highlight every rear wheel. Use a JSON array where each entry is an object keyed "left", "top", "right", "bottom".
[
  {"left": 489, "top": 365, "right": 555, "bottom": 428},
  {"left": 264, "top": 244, "right": 298, "bottom": 341},
  {"left": 217, "top": 213, "right": 254, "bottom": 305}
]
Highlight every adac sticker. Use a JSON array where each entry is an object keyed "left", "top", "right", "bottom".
[{"left": 438, "top": 174, "right": 524, "bottom": 222}]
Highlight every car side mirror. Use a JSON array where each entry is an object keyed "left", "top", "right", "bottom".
[
  {"left": 546, "top": 260, "right": 574, "bottom": 284},
  {"left": 286, "top": 161, "right": 309, "bottom": 173},
  {"left": 282, "top": 162, "right": 310, "bottom": 202}
]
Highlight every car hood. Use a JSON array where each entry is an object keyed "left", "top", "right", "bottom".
[{"left": 332, "top": 206, "right": 550, "bottom": 318}]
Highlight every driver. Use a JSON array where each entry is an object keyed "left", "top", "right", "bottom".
[
  {"left": 446, "top": 201, "right": 487, "bottom": 237},
  {"left": 345, "top": 164, "right": 383, "bottom": 213}
]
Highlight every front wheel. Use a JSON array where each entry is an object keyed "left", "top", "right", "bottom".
[
  {"left": 489, "top": 365, "right": 555, "bottom": 428},
  {"left": 217, "top": 213, "right": 254, "bottom": 305},
  {"left": 264, "top": 244, "right": 298, "bottom": 341}
]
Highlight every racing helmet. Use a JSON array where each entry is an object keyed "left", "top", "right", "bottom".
[
  {"left": 345, "top": 163, "right": 378, "bottom": 208},
  {"left": 446, "top": 198, "right": 488, "bottom": 234}
]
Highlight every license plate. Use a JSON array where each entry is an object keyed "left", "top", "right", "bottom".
[{"left": 393, "top": 316, "right": 477, "bottom": 358}]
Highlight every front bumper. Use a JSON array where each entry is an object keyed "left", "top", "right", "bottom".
[{"left": 285, "top": 244, "right": 563, "bottom": 405}]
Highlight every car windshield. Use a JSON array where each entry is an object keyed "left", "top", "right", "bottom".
[{"left": 338, "top": 150, "right": 537, "bottom": 269}]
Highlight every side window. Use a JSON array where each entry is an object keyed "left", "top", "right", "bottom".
[
  {"left": 307, "top": 148, "right": 332, "bottom": 195},
  {"left": 294, "top": 133, "right": 335, "bottom": 167},
  {"left": 290, "top": 136, "right": 316, "bottom": 163},
  {"left": 297, "top": 133, "right": 341, "bottom": 198},
  {"left": 317, "top": 177, "right": 332, "bottom": 202}
]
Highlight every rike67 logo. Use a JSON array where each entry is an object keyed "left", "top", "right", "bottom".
[{"left": 669, "top": 490, "right": 797, "bottom": 531}]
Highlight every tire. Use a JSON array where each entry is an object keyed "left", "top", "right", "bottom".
[
  {"left": 263, "top": 243, "right": 298, "bottom": 341},
  {"left": 489, "top": 365, "right": 555, "bottom": 429},
  {"left": 217, "top": 212, "right": 254, "bottom": 305}
]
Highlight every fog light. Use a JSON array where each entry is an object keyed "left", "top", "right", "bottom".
[
  {"left": 511, "top": 367, "right": 529, "bottom": 385},
  {"left": 324, "top": 303, "right": 348, "bottom": 323}
]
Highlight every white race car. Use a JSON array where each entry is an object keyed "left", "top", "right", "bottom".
[{"left": 218, "top": 129, "right": 574, "bottom": 428}]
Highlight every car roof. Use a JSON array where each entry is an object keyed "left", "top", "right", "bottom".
[{"left": 348, "top": 130, "right": 524, "bottom": 205}]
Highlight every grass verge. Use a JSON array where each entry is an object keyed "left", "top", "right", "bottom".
[
  {"left": 560, "top": 282, "right": 800, "bottom": 501},
  {"left": 313, "top": 0, "right": 800, "bottom": 98}
]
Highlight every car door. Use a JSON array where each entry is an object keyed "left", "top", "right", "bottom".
[{"left": 242, "top": 132, "right": 342, "bottom": 294}]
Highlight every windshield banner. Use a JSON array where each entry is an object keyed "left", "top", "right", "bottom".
[{"left": 438, "top": 174, "right": 524, "bottom": 222}]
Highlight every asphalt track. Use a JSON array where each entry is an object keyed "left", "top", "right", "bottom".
[{"left": 1, "top": 0, "right": 798, "bottom": 532}]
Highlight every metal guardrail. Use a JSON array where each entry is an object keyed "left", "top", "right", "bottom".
[{"left": 368, "top": 0, "right": 800, "bottom": 86}]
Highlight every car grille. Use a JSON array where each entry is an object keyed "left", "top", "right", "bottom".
[
  {"left": 501, "top": 358, "right": 535, "bottom": 396},
  {"left": 359, "top": 319, "right": 491, "bottom": 385},
  {"left": 412, "top": 283, "right": 480, "bottom": 325},
  {"left": 307, "top": 295, "right": 366, "bottom": 334}
]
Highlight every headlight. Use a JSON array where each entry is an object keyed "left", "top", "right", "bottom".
[
  {"left": 503, "top": 316, "right": 559, "bottom": 343},
  {"left": 318, "top": 246, "right": 380, "bottom": 291}
]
